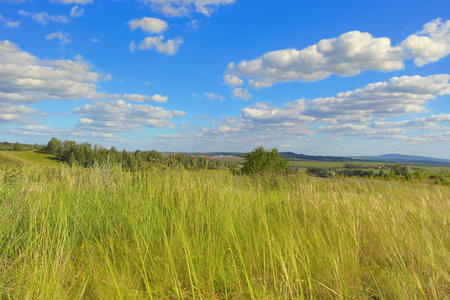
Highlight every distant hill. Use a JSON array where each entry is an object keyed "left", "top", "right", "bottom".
[
  {"left": 185, "top": 151, "right": 450, "bottom": 165},
  {"left": 279, "top": 152, "right": 353, "bottom": 162},
  {"left": 350, "top": 154, "right": 450, "bottom": 165},
  {"left": 278, "top": 152, "right": 450, "bottom": 165}
]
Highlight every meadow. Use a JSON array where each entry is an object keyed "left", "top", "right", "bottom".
[{"left": 1, "top": 154, "right": 449, "bottom": 299}]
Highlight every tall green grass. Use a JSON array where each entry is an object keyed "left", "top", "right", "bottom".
[{"left": 1, "top": 165, "right": 449, "bottom": 299}]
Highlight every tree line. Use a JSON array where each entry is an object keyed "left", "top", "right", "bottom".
[
  {"left": 46, "top": 137, "right": 226, "bottom": 171},
  {"left": 0, "top": 142, "right": 41, "bottom": 151}
]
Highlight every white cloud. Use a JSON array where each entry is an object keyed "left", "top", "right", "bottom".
[
  {"left": 316, "top": 124, "right": 409, "bottom": 141},
  {"left": 225, "top": 19, "right": 450, "bottom": 90},
  {"left": 128, "top": 17, "right": 168, "bottom": 34},
  {"left": 241, "top": 100, "right": 314, "bottom": 123},
  {"left": 0, "top": 40, "right": 111, "bottom": 105},
  {"left": 9, "top": 125, "right": 122, "bottom": 141},
  {"left": 372, "top": 114, "right": 450, "bottom": 131},
  {"left": 224, "top": 75, "right": 450, "bottom": 133},
  {"left": 123, "top": 94, "right": 151, "bottom": 102},
  {"left": 19, "top": 10, "right": 69, "bottom": 25},
  {"left": 18, "top": 10, "right": 30, "bottom": 17},
  {"left": 50, "top": 0, "right": 94, "bottom": 4},
  {"left": 402, "top": 18, "right": 450, "bottom": 66},
  {"left": 226, "top": 74, "right": 450, "bottom": 129},
  {"left": 129, "top": 41, "right": 137, "bottom": 52},
  {"left": 226, "top": 30, "right": 405, "bottom": 88},
  {"left": 156, "top": 4, "right": 190, "bottom": 17},
  {"left": 73, "top": 99, "right": 185, "bottom": 131},
  {"left": 231, "top": 88, "right": 252, "bottom": 100},
  {"left": 46, "top": 31, "right": 72, "bottom": 44},
  {"left": 136, "top": 35, "right": 183, "bottom": 55},
  {"left": 141, "top": 0, "right": 235, "bottom": 17},
  {"left": 90, "top": 38, "right": 99, "bottom": 43},
  {"left": 70, "top": 5, "right": 85, "bottom": 17},
  {"left": 224, "top": 74, "right": 243, "bottom": 87},
  {"left": 161, "top": 74, "right": 450, "bottom": 150},
  {"left": 306, "top": 74, "right": 450, "bottom": 121},
  {"left": 204, "top": 92, "right": 223, "bottom": 101},
  {"left": 5, "top": 21, "right": 20, "bottom": 27},
  {"left": 151, "top": 94, "right": 168, "bottom": 102},
  {"left": 123, "top": 93, "right": 168, "bottom": 102},
  {"left": 187, "top": 19, "right": 199, "bottom": 31},
  {"left": 0, "top": 105, "right": 43, "bottom": 124},
  {"left": 0, "top": 13, "right": 20, "bottom": 27},
  {"left": 315, "top": 114, "right": 450, "bottom": 142}
]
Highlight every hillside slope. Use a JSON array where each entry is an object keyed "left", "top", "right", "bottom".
[{"left": 0, "top": 150, "right": 59, "bottom": 166}]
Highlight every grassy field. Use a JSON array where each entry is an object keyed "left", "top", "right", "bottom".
[
  {"left": 288, "top": 159, "right": 450, "bottom": 172},
  {"left": 229, "top": 156, "right": 450, "bottom": 173},
  {"left": 0, "top": 150, "right": 59, "bottom": 166},
  {"left": 0, "top": 162, "right": 449, "bottom": 299}
]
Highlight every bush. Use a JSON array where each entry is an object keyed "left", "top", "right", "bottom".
[
  {"left": 236, "top": 146, "right": 289, "bottom": 176},
  {"left": 306, "top": 167, "right": 335, "bottom": 178}
]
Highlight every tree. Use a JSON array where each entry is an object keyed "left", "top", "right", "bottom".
[
  {"left": 390, "top": 164, "right": 408, "bottom": 176},
  {"left": 238, "top": 146, "right": 289, "bottom": 175},
  {"left": 46, "top": 137, "right": 62, "bottom": 153}
]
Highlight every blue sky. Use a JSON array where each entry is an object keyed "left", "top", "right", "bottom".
[{"left": 1, "top": 0, "right": 450, "bottom": 158}]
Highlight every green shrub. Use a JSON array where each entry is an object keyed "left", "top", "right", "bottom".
[{"left": 236, "top": 146, "right": 289, "bottom": 175}]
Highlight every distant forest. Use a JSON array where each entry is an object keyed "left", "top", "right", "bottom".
[
  {"left": 0, "top": 141, "right": 42, "bottom": 151},
  {"left": 44, "top": 137, "right": 229, "bottom": 171}
]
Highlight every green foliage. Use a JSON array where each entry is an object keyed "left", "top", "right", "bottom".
[
  {"left": 390, "top": 164, "right": 409, "bottom": 176},
  {"left": 0, "top": 141, "right": 41, "bottom": 151},
  {"left": 43, "top": 138, "right": 224, "bottom": 172},
  {"left": 435, "top": 170, "right": 450, "bottom": 186},
  {"left": 307, "top": 166, "right": 374, "bottom": 178},
  {"left": 46, "top": 137, "right": 62, "bottom": 153},
  {"left": 307, "top": 167, "right": 335, "bottom": 178},
  {"left": 237, "top": 146, "right": 289, "bottom": 175},
  {"left": 343, "top": 163, "right": 364, "bottom": 169}
]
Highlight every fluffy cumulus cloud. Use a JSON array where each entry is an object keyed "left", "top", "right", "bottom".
[
  {"left": 316, "top": 124, "right": 410, "bottom": 141},
  {"left": 241, "top": 100, "right": 314, "bottom": 124},
  {"left": 231, "top": 88, "right": 252, "bottom": 100},
  {"left": 239, "top": 74, "right": 450, "bottom": 124},
  {"left": 140, "top": 0, "right": 235, "bottom": 17},
  {"left": 372, "top": 114, "right": 450, "bottom": 131},
  {"left": 402, "top": 18, "right": 450, "bottom": 66},
  {"left": 123, "top": 93, "right": 168, "bottom": 102},
  {"left": 224, "top": 74, "right": 243, "bottom": 87},
  {"left": 9, "top": 125, "right": 122, "bottom": 141},
  {"left": 315, "top": 114, "right": 450, "bottom": 142},
  {"left": 131, "top": 35, "right": 183, "bottom": 55},
  {"left": 158, "top": 74, "right": 450, "bottom": 150},
  {"left": 0, "top": 40, "right": 110, "bottom": 105},
  {"left": 73, "top": 99, "right": 185, "bottom": 131},
  {"left": 225, "top": 19, "right": 450, "bottom": 89},
  {"left": 46, "top": 31, "right": 72, "bottom": 44},
  {"left": 50, "top": 0, "right": 94, "bottom": 4},
  {"left": 128, "top": 17, "right": 168, "bottom": 33},
  {"left": 151, "top": 94, "right": 168, "bottom": 102},
  {"left": 226, "top": 30, "right": 405, "bottom": 88},
  {"left": 0, "top": 105, "right": 44, "bottom": 124},
  {"left": 306, "top": 74, "right": 450, "bottom": 121},
  {"left": 19, "top": 10, "right": 69, "bottom": 25}
]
